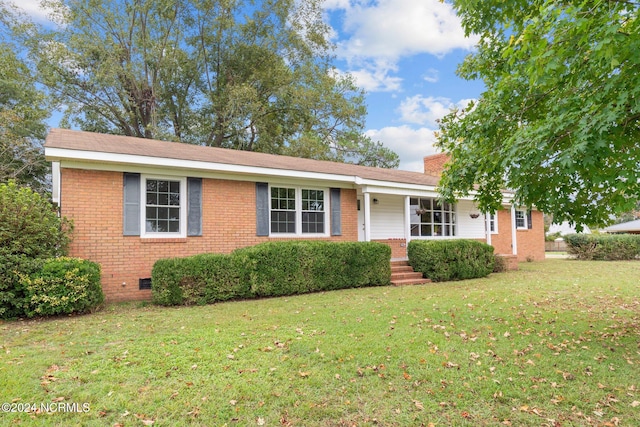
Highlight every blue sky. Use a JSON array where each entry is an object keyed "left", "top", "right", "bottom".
[{"left": 11, "top": 0, "right": 482, "bottom": 172}]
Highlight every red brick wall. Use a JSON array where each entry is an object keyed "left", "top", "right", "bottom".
[
  {"left": 373, "top": 238, "right": 407, "bottom": 259},
  {"left": 490, "top": 210, "right": 514, "bottom": 256},
  {"left": 61, "top": 169, "right": 358, "bottom": 302},
  {"left": 516, "top": 210, "right": 545, "bottom": 261},
  {"left": 423, "top": 153, "right": 450, "bottom": 177},
  {"left": 490, "top": 209, "right": 545, "bottom": 262}
]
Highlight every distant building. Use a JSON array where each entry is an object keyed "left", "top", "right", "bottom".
[{"left": 603, "top": 219, "right": 640, "bottom": 234}]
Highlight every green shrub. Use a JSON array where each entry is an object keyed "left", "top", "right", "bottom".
[
  {"left": 565, "top": 234, "right": 640, "bottom": 260},
  {"left": 20, "top": 257, "right": 103, "bottom": 317},
  {"left": 493, "top": 254, "right": 508, "bottom": 273},
  {"left": 0, "top": 181, "right": 73, "bottom": 318},
  {"left": 408, "top": 239, "right": 495, "bottom": 282},
  {"left": 152, "top": 253, "right": 251, "bottom": 306},
  {"left": 243, "top": 241, "right": 391, "bottom": 297},
  {"left": 151, "top": 241, "right": 391, "bottom": 306}
]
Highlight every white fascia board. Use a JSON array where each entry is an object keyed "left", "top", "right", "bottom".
[
  {"left": 46, "top": 147, "right": 358, "bottom": 187},
  {"left": 358, "top": 180, "right": 483, "bottom": 200}
]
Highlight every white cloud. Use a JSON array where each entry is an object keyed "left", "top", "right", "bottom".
[
  {"left": 6, "top": 0, "right": 58, "bottom": 23},
  {"left": 397, "top": 95, "right": 474, "bottom": 127},
  {"left": 423, "top": 68, "right": 439, "bottom": 83},
  {"left": 365, "top": 125, "right": 439, "bottom": 172},
  {"left": 329, "top": 0, "right": 477, "bottom": 64},
  {"left": 343, "top": 60, "right": 402, "bottom": 92}
]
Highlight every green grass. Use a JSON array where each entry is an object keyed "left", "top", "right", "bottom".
[{"left": 2, "top": 259, "right": 640, "bottom": 426}]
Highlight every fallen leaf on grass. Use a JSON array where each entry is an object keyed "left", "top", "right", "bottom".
[
  {"left": 134, "top": 414, "right": 155, "bottom": 425},
  {"left": 413, "top": 400, "right": 424, "bottom": 410},
  {"left": 298, "top": 371, "right": 310, "bottom": 378},
  {"left": 631, "top": 401, "right": 640, "bottom": 407}
]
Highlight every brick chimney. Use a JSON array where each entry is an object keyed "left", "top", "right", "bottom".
[{"left": 423, "top": 153, "right": 450, "bottom": 177}]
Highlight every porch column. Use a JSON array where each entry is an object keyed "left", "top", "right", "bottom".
[
  {"left": 511, "top": 205, "right": 518, "bottom": 256},
  {"left": 485, "top": 213, "right": 492, "bottom": 246},
  {"left": 363, "top": 192, "right": 372, "bottom": 242},
  {"left": 404, "top": 196, "right": 411, "bottom": 245}
]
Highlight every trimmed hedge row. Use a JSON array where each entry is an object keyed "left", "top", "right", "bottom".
[
  {"left": 565, "top": 234, "right": 640, "bottom": 260},
  {"left": 408, "top": 239, "right": 495, "bottom": 282},
  {"left": 151, "top": 241, "right": 392, "bottom": 306},
  {"left": 19, "top": 257, "right": 104, "bottom": 317}
]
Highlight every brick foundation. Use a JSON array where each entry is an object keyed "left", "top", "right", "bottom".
[{"left": 373, "top": 238, "right": 408, "bottom": 259}]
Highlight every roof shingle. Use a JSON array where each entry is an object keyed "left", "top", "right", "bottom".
[{"left": 45, "top": 128, "right": 441, "bottom": 187}]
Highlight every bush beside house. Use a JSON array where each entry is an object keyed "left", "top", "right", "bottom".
[
  {"left": 152, "top": 241, "right": 391, "bottom": 306},
  {"left": 565, "top": 234, "right": 640, "bottom": 260},
  {"left": 408, "top": 239, "right": 495, "bottom": 282},
  {"left": 0, "top": 181, "right": 103, "bottom": 319},
  {"left": 20, "top": 257, "right": 103, "bottom": 317}
]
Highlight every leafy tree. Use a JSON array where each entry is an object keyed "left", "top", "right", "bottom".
[
  {"left": 436, "top": 0, "right": 640, "bottom": 230},
  {"left": 13, "top": 0, "right": 397, "bottom": 167},
  {"left": 0, "top": 23, "right": 49, "bottom": 192}
]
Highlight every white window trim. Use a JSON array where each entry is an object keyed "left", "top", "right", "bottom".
[
  {"left": 489, "top": 213, "right": 498, "bottom": 234},
  {"left": 515, "top": 209, "right": 528, "bottom": 230},
  {"left": 269, "top": 185, "right": 330, "bottom": 237},
  {"left": 140, "top": 175, "right": 187, "bottom": 238}
]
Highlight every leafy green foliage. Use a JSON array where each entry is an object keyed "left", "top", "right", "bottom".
[
  {"left": 9, "top": 0, "right": 397, "bottom": 168},
  {"left": 151, "top": 241, "right": 391, "bottom": 306},
  {"left": 0, "top": 43, "right": 49, "bottom": 192},
  {"left": 0, "top": 181, "right": 73, "bottom": 318},
  {"left": 242, "top": 241, "right": 391, "bottom": 297},
  {"left": 151, "top": 253, "right": 251, "bottom": 306},
  {"left": 437, "top": 1, "right": 640, "bottom": 230},
  {"left": 565, "top": 233, "right": 640, "bottom": 260},
  {"left": 20, "top": 257, "right": 103, "bottom": 317},
  {"left": 408, "top": 239, "right": 495, "bottom": 282}
]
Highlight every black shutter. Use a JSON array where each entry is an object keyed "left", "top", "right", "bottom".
[
  {"left": 256, "top": 182, "right": 269, "bottom": 236},
  {"left": 527, "top": 210, "right": 533, "bottom": 230},
  {"left": 123, "top": 173, "right": 141, "bottom": 236},
  {"left": 330, "top": 188, "right": 341, "bottom": 236},
  {"left": 187, "top": 178, "right": 202, "bottom": 236}
]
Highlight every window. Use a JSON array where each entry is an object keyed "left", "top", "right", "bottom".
[
  {"left": 301, "top": 189, "right": 325, "bottom": 233},
  {"left": 515, "top": 209, "right": 527, "bottom": 229},
  {"left": 410, "top": 197, "right": 456, "bottom": 237},
  {"left": 271, "top": 187, "right": 296, "bottom": 233},
  {"left": 143, "top": 176, "right": 186, "bottom": 237},
  {"left": 270, "top": 186, "right": 326, "bottom": 235},
  {"left": 487, "top": 213, "right": 498, "bottom": 233}
]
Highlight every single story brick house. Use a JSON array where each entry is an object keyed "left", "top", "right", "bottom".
[{"left": 44, "top": 128, "right": 544, "bottom": 301}]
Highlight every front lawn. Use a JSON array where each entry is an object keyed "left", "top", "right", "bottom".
[{"left": 1, "top": 260, "right": 639, "bottom": 426}]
